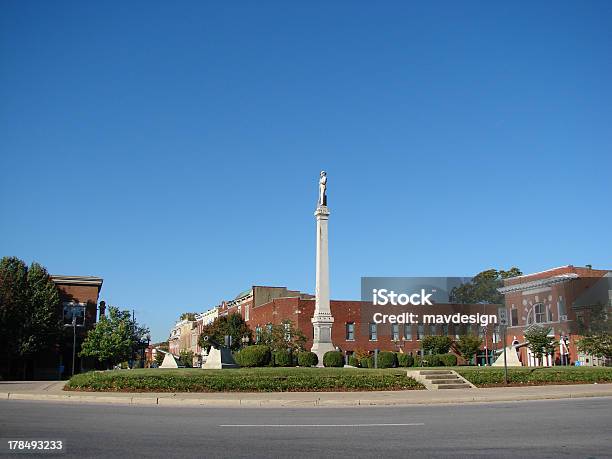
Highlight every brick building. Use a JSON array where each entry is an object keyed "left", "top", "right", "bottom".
[
  {"left": 499, "top": 265, "right": 611, "bottom": 366},
  {"left": 247, "top": 297, "right": 500, "bottom": 363}
]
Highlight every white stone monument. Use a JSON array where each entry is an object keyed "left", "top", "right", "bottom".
[
  {"left": 311, "top": 171, "right": 335, "bottom": 365},
  {"left": 159, "top": 350, "right": 179, "bottom": 369}
]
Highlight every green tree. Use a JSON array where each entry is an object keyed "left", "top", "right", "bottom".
[
  {"left": 450, "top": 268, "right": 522, "bottom": 304},
  {"left": 421, "top": 335, "right": 453, "bottom": 354},
  {"left": 0, "top": 257, "right": 62, "bottom": 378},
  {"left": 179, "top": 312, "right": 197, "bottom": 321},
  {"left": 455, "top": 334, "right": 483, "bottom": 364},
  {"left": 577, "top": 334, "right": 612, "bottom": 359},
  {"left": 80, "top": 306, "right": 149, "bottom": 369},
  {"left": 179, "top": 350, "right": 194, "bottom": 368},
  {"left": 524, "top": 325, "right": 557, "bottom": 364},
  {"left": 256, "top": 319, "right": 307, "bottom": 353},
  {"left": 198, "top": 313, "right": 251, "bottom": 352}
]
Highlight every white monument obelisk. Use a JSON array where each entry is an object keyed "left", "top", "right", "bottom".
[{"left": 311, "top": 171, "right": 335, "bottom": 365}]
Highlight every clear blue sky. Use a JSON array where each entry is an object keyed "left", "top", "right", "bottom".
[{"left": 1, "top": 1, "right": 611, "bottom": 341}]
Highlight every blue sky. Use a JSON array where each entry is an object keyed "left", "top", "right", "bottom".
[{"left": 1, "top": 1, "right": 611, "bottom": 341}]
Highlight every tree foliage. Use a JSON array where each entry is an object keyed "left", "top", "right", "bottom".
[
  {"left": 179, "top": 350, "right": 194, "bottom": 368},
  {"left": 455, "top": 334, "right": 483, "bottom": 364},
  {"left": 421, "top": 335, "right": 453, "bottom": 354},
  {"left": 0, "top": 257, "right": 62, "bottom": 369},
  {"left": 577, "top": 334, "right": 612, "bottom": 359},
  {"left": 524, "top": 325, "right": 557, "bottom": 362},
  {"left": 198, "top": 313, "right": 251, "bottom": 352},
  {"left": 576, "top": 301, "right": 611, "bottom": 359},
  {"left": 179, "top": 312, "right": 197, "bottom": 321},
  {"left": 450, "top": 268, "right": 522, "bottom": 304},
  {"left": 80, "top": 306, "right": 149, "bottom": 368},
  {"left": 256, "top": 319, "right": 307, "bottom": 353}
]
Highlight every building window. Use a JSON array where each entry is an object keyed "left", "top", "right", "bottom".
[
  {"left": 284, "top": 322, "right": 291, "bottom": 341},
  {"left": 369, "top": 323, "right": 377, "bottom": 341},
  {"left": 392, "top": 323, "right": 399, "bottom": 341},
  {"left": 346, "top": 322, "right": 355, "bottom": 341},
  {"left": 442, "top": 324, "right": 449, "bottom": 336},
  {"left": 431, "top": 324, "right": 439, "bottom": 336},
  {"left": 493, "top": 325, "right": 500, "bottom": 344},
  {"left": 245, "top": 305, "right": 250, "bottom": 321},
  {"left": 511, "top": 308, "right": 519, "bottom": 326},
  {"left": 558, "top": 297, "right": 566, "bottom": 320},
  {"left": 417, "top": 324, "right": 424, "bottom": 340},
  {"left": 534, "top": 303, "right": 546, "bottom": 323},
  {"left": 255, "top": 326, "right": 261, "bottom": 343},
  {"left": 404, "top": 324, "right": 412, "bottom": 340}
]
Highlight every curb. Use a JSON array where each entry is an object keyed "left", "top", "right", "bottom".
[{"left": 2, "top": 389, "right": 612, "bottom": 408}]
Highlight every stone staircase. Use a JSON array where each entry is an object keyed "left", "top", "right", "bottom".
[{"left": 407, "top": 369, "right": 475, "bottom": 390}]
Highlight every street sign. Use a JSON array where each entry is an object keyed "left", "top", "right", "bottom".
[{"left": 498, "top": 307, "right": 508, "bottom": 327}]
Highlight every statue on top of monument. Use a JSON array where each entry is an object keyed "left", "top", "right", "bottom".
[{"left": 318, "top": 170, "right": 327, "bottom": 207}]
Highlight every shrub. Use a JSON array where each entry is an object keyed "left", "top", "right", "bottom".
[
  {"left": 297, "top": 351, "right": 318, "bottom": 367},
  {"left": 272, "top": 350, "right": 293, "bottom": 367},
  {"left": 397, "top": 353, "right": 414, "bottom": 367},
  {"left": 234, "top": 345, "right": 271, "bottom": 367},
  {"left": 439, "top": 353, "right": 457, "bottom": 367},
  {"left": 421, "top": 335, "right": 453, "bottom": 354},
  {"left": 348, "top": 355, "right": 360, "bottom": 367},
  {"left": 377, "top": 351, "right": 398, "bottom": 368},
  {"left": 360, "top": 356, "right": 374, "bottom": 368},
  {"left": 323, "top": 351, "right": 344, "bottom": 367}
]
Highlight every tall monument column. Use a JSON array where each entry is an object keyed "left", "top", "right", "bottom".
[{"left": 311, "top": 171, "right": 335, "bottom": 365}]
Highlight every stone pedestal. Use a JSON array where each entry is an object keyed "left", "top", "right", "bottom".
[
  {"left": 160, "top": 352, "right": 178, "bottom": 369},
  {"left": 202, "top": 347, "right": 239, "bottom": 369},
  {"left": 311, "top": 205, "right": 335, "bottom": 365}
]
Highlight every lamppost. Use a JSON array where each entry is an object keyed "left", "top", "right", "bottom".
[{"left": 64, "top": 305, "right": 85, "bottom": 377}]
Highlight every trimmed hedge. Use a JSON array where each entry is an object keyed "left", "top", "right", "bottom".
[
  {"left": 360, "top": 356, "right": 373, "bottom": 368},
  {"left": 397, "top": 353, "right": 414, "bottom": 368},
  {"left": 234, "top": 345, "right": 271, "bottom": 367},
  {"left": 272, "top": 350, "right": 293, "bottom": 367},
  {"left": 348, "top": 356, "right": 360, "bottom": 367},
  {"left": 377, "top": 351, "right": 398, "bottom": 369},
  {"left": 297, "top": 351, "right": 318, "bottom": 367},
  {"left": 457, "top": 367, "right": 612, "bottom": 387},
  {"left": 323, "top": 351, "right": 344, "bottom": 367},
  {"left": 415, "top": 354, "right": 458, "bottom": 367},
  {"left": 66, "top": 368, "right": 424, "bottom": 392}
]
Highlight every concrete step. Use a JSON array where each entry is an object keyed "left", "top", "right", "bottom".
[
  {"left": 418, "top": 370, "right": 453, "bottom": 375},
  {"left": 424, "top": 374, "right": 460, "bottom": 380},
  {"left": 430, "top": 379, "right": 464, "bottom": 385},
  {"left": 435, "top": 383, "right": 472, "bottom": 389}
]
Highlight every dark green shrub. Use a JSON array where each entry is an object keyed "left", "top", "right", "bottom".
[
  {"left": 397, "top": 353, "right": 414, "bottom": 367},
  {"left": 377, "top": 351, "right": 398, "bottom": 368},
  {"left": 360, "top": 356, "right": 373, "bottom": 368},
  {"left": 439, "top": 353, "right": 458, "bottom": 367},
  {"left": 348, "top": 355, "right": 360, "bottom": 367},
  {"left": 421, "top": 335, "right": 454, "bottom": 354},
  {"left": 323, "top": 351, "right": 344, "bottom": 367},
  {"left": 272, "top": 350, "right": 293, "bottom": 367},
  {"left": 234, "top": 345, "right": 271, "bottom": 367},
  {"left": 297, "top": 351, "right": 318, "bottom": 367}
]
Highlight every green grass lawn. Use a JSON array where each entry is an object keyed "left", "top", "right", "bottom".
[{"left": 65, "top": 367, "right": 424, "bottom": 392}]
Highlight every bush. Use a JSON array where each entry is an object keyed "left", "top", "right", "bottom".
[
  {"left": 377, "top": 351, "right": 398, "bottom": 369},
  {"left": 297, "top": 351, "right": 318, "bottom": 367},
  {"left": 348, "top": 355, "right": 360, "bottom": 367},
  {"left": 234, "top": 345, "right": 271, "bottom": 367},
  {"left": 456, "top": 367, "right": 612, "bottom": 387},
  {"left": 397, "top": 353, "right": 414, "bottom": 367},
  {"left": 360, "top": 356, "right": 374, "bottom": 368},
  {"left": 272, "top": 350, "right": 293, "bottom": 367},
  {"left": 439, "top": 354, "right": 457, "bottom": 367},
  {"left": 421, "top": 335, "right": 453, "bottom": 354},
  {"left": 323, "top": 351, "right": 344, "bottom": 367}
]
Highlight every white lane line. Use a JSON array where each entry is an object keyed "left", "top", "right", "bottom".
[{"left": 219, "top": 423, "right": 425, "bottom": 427}]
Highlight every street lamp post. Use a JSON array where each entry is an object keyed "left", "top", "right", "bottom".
[{"left": 64, "top": 307, "right": 85, "bottom": 377}]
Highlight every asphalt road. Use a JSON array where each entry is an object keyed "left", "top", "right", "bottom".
[{"left": 0, "top": 398, "right": 611, "bottom": 458}]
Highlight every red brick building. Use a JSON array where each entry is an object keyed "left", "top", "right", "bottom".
[
  {"left": 499, "top": 265, "right": 611, "bottom": 366},
  {"left": 247, "top": 296, "right": 500, "bottom": 362}
]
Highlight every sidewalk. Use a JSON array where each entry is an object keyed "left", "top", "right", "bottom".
[{"left": 2, "top": 381, "right": 612, "bottom": 407}]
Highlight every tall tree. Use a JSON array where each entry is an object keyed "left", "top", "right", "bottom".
[
  {"left": 0, "top": 257, "right": 62, "bottom": 377},
  {"left": 454, "top": 334, "right": 483, "bottom": 364},
  {"left": 179, "top": 312, "right": 197, "bottom": 321},
  {"left": 198, "top": 313, "right": 252, "bottom": 352},
  {"left": 450, "top": 267, "right": 522, "bottom": 304},
  {"left": 80, "top": 306, "right": 149, "bottom": 369},
  {"left": 256, "top": 319, "right": 307, "bottom": 353}
]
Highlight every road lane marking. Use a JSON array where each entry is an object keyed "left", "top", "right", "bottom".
[{"left": 219, "top": 423, "right": 425, "bottom": 427}]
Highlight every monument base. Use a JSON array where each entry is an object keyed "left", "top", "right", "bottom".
[
  {"left": 160, "top": 353, "right": 178, "bottom": 369},
  {"left": 202, "top": 347, "right": 239, "bottom": 369},
  {"left": 311, "top": 317, "right": 335, "bottom": 367}
]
